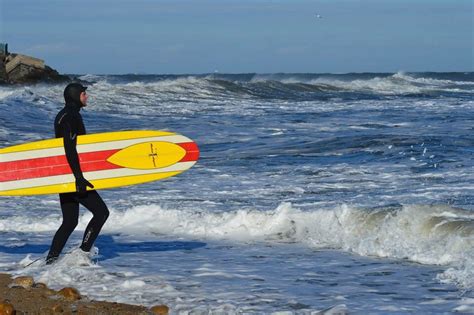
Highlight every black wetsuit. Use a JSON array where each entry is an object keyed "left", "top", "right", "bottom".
[{"left": 46, "top": 84, "right": 109, "bottom": 263}]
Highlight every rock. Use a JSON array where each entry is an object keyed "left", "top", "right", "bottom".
[
  {"left": 33, "top": 282, "right": 48, "bottom": 289},
  {"left": 0, "top": 301, "right": 15, "bottom": 315},
  {"left": 7, "top": 63, "right": 68, "bottom": 84},
  {"left": 39, "top": 308, "right": 54, "bottom": 315},
  {"left": 10, "top": 276, "right": 34, "bottom": 289},
  {"left": 150, "top": 305, "right": 169, "bottom": 315},
  {"left": 57, "top": 287, "right": 81, "bottom": 301},
  {"left": 77, "top": 305, "right": 98, "bottom": 315},
  {"left": 42, "top": 288, "right": 57, "bottom": 297},
  {"left": 0, "top": 60, "right": 7, "bottom": 84},
  {"left": 0, "top": 51, "right": 69, "bottom": 85},
  {"left": 51, "top": 303, "right": 64, "bottom": 313}
]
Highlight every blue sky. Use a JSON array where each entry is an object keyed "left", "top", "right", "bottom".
[{"left": 1, "top": 0, "right": 472, "bottom": 74}]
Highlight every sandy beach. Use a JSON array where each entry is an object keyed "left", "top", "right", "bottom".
[{"left": 0, "top": 273, "right": 168, "bottom": 314}]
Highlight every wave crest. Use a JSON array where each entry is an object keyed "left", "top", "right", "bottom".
[
  {"left": 82, "top": 72, "right": 473, "bottom": 101},
  {"left": 101, "top": 202, "right": 474, "bottom": 290}
]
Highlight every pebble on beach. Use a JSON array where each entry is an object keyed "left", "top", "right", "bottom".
[
  {"left": 10, "top": 276, "right": 34, "bottom": 289},
  {"left": 0, "top": 273, "right": 168, "bottom": 314},
  {"left": 57, "top": 287, "right": 81, "bottom": 301},
  {"left": 0, "top": 301, "right": 15, "bottom": 315},
  {"left": 150, "top": 304, "right": 170, "bottom": 315}
]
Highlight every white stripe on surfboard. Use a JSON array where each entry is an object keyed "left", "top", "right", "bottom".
[
  {"left": 0, "top": 135, "right": 192, "bottom": 162},
  {"left": 0, "top": 161, "right": 196, "bottom": 191}
]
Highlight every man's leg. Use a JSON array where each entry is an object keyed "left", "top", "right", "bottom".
[
  {"left": 46, "top": 193, "right": 80, "bottom": 263},
  {"left": 77, "top": 190, "right": 109, "bottom": 252}
]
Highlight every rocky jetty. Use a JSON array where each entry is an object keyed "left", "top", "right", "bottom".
[{"left": 0, "top": 43, "right": 69, "bottom": 84}]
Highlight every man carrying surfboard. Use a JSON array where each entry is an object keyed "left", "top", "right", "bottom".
[{"left": 46, "top": 83, "right": 109, "bottom": 264}]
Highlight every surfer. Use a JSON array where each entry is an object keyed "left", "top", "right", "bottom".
[{"left": 46, "top": 83, "right": 109, "bottom": 264}]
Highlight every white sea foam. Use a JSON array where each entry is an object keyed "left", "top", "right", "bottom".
[
  {"left": 100, "top": 203, "right": 474, "bottom": 290},
  {"left": 4, "top": 202, "right": 472, "bottom": 288},
  {"left": 15, "top": 247, "right": 179, "bottom": 307},
  {"left": 121, "top": 279, "right": 146, "bottom": 288},
  {"left": 82, "top": 77, "right": 229, "bottom": 118},
  {"left": 0, "top": 89, "right": 15, "bottom": 100},
  {"left": 392, "top": 72, "right": 474, "bottom": 86},
  {"left": 5, "top": 200, "right": 471, "bottom": 292},
  {"left": 304, "top": 72, "right": 473, "bottom": 95},
  {"left": 0, "top": 211, "right": 95, "bottom": 232},
  {"left": 78, "top": 74, "right": 104, "bottom": 82},
  {"left": 310, "top": 76, "right": 421, "bottom": 95}
]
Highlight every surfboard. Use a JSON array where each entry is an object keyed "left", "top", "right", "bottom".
[{"left": 0, "top": 130, "right": 199, "bottom": 196}]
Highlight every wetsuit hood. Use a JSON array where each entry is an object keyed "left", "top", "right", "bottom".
[{"left": 64, "top": 83, "right": 87, "bottom": 110}]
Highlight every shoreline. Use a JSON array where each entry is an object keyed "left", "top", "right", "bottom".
[{"left": 0, "top": 273, "right": 168, "bottom": 314}]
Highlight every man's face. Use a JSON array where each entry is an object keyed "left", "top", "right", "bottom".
[{"left": 80, "top": 91, "right": 88, "bottom": 106}]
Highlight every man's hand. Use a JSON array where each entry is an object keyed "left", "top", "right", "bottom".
[{"left": 76, "top": 176, "right": 94, "bottom": 193}]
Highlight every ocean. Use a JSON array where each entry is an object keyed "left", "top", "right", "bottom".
[{"left": 0, "top": 72, "right": 473, "bottom": 314}]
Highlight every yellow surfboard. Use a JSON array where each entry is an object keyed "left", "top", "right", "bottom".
[{"left": 0, "top": 130, "right": 199, "bottom": 196}]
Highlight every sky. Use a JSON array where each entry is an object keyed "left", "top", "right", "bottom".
[{"left": 0, "top": 0, "right": 472, "bottom": 74}]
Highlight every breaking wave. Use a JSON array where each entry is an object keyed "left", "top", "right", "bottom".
[
  {"left": 103, "top": 202, "right": 473, "bottom": 289},
  {"left": 73, "top": 71, "right": 473, "bottom": 101},
  {"left": 4, "top": 201, "right": 469, "bottom": 290}
]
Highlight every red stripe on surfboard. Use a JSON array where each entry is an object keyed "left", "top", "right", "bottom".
[
  {"left": 0, "top": 142, "right": 199, "bottom": 183},
  {"left": 0, "top": 150, "right": 121, "bottom": 182},
  {"left": 0, "top": 150, "right": 119, "bottom": 172},
  {"left": 178, "top": 142, "right": 200, "bottom": 162}
]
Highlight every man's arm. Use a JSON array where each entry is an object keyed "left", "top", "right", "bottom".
[{"left": 61, "top": 119, "right": 94, "bottom": 193}]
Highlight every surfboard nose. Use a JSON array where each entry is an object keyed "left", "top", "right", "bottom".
[{"left": 107, "top": 142, "right": 187, "bottom": 170}]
